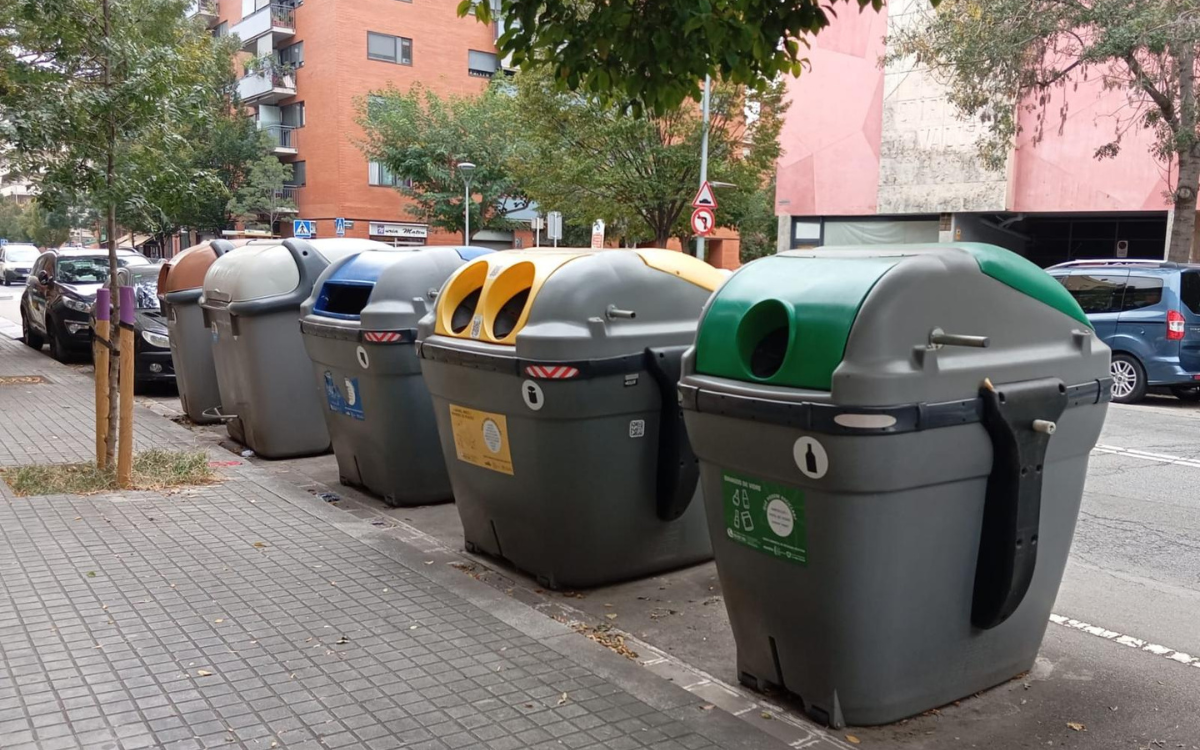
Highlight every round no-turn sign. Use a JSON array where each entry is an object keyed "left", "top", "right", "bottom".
[{"left": 691, "top": 207, "right": 716, "bottom": 236}]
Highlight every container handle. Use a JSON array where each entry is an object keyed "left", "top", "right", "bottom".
[
  {"left": 971, "top": 377, "right": 1068, "bottom": 630},
  {"left": 644, "top": 346, "right": 701, "bottom": 521},
  {"left": 210, "top": 239, "right": 236, "bottom": 258}
]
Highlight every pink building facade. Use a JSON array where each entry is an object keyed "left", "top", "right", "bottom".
[{"left": 775, "top": 0, "right": 1175, "bottom": 265}]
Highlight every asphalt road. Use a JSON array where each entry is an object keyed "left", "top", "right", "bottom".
[{"left": 3, "top": 290, "right": 1198, "bottom": 748}]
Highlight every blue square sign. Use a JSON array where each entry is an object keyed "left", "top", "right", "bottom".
[
  {"left": 334, "top": 217, "right": 346, "bottom": 237},
  {"left": 293, "top": 219, "right": 315, "bottom": 238}
]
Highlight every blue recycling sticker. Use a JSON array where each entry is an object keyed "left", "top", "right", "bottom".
[{"left": 324, "top": 371, "right": 365, "bottom": 420}]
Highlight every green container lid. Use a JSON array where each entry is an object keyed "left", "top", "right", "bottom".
[{"left": 694, "top": 243, "right": 1090, "bottom": 391}]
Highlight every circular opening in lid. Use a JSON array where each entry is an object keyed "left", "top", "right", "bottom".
[{"left": 737, "top": 299, "right": 792, "bottom": 380}]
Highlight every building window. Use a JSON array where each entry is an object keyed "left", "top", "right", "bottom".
[
  {"left": 278, "top": 41, "right": 304, "bottom": 68},
  {"left": 468, "top": 50, "right": 498, "bottom": 78},
  {"left": 281, "top": 102, "right": 305, "bottom": 128},
  {"left": 367, "top": 32, "right": 412, "bottom": 65},
  {"left": 213, "top": 21, "right": 227, "bottom": 37},
  {"left": 369, "top": 161, "right": 411, "bottom": 188},
  {"left": 367, "top": 94, "right": 386, "bottom": 121},
  {"left": 289, "top": 161, "right": 307, "bottom": 187}
]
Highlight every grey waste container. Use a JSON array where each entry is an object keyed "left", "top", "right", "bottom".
[
  {"left": 300, "top": 246, "right": 492, "bottom": 505},
  {"left": 417, "top": 248, "right": 725, "bottom": 589},
  {"left": 679, "top": 243, "right": 1111, "bottom": 727},
  {"left": 158, "top": 239, "right": 250, "bottom": 424},
  {"left": 201, "top": 238, "right": 390, "bottom": 459}
]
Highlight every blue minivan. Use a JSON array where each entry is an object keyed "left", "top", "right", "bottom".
[{"left": 1048, "top": 260, "right": 1200, "bottom": 404}]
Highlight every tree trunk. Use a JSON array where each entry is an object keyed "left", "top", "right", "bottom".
[
  {"left": 1172, "top": 149, "right": 1200, "bottom": 263},
  {"left": 1172, "top": 41, "right": 1199, "bottom": 264},
  {"left": 103, "top": 0, "right": 120, "bottom": 469}
]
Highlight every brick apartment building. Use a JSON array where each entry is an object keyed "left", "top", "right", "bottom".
[{"left": 191, "top": 0, "right": 516, "bottom": 248}]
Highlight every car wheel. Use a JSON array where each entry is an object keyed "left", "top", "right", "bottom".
[
  {"left": 46, "top": 319, "right": 67, "bottom": 363},
  {"left": 1169, "top": 385, "right": 1200, "bottom": 402},
  {"left": 1110, "top": 354, "right": 1147, "bottom": 404},
  {"left": 21, "top": 313, "right": 44, "bottom": 350}
]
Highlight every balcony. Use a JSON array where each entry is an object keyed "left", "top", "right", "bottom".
[
  {"left": 238, "top": 62, "right": 296, "bottom": 105},
  {"left": 186, "top": 0, "right": 220, "bottom": 29},
  {"left": 261, "top": 124, "right": 298, "bottom": 156},
  {"left": 275, "top": 186, "right": 300, "bottom": 213},
  {"left": 231, "top": 3, "right": 296, "bottom": 53}
]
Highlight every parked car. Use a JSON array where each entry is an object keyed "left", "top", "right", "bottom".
[
  {"left": 20, "top": 248, "right": 153, "bottom": 362},
  {"left": 1, "top": 243, "right": 40, "bottom": 286},
  {"left": 1048, "top": 260, "right": 1200, "bottom": 404},
  {"left": 112, "top": 264, "right": 174, "bottom": 392}
]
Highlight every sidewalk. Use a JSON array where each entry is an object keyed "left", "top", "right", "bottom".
[{"left": 0, "top": 335, "right": 796, "bottom": 750}]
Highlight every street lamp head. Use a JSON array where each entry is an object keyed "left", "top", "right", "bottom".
[
  {"left": 457, "top": 162, "right": 477, "bottom": 176},
  {"left": 711, "top": 181, "right": 738, "bottom": 189}
]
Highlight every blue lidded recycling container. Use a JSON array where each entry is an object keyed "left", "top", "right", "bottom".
[{"left": 300, "top": 246, "right": 493, "bottom": 505}]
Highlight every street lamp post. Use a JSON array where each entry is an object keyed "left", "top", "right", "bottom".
[
  {"left": 695, "top": 76, "right": 711, "bottom": 262},
  {"left": 457, "top": 162, "right": 476, "bottom": 245}
]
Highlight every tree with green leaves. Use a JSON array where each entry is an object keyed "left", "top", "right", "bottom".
[
  {"left": 462, "top": 0, "right": 938, "bottom": 114},
  {"left": 511, "top": 68, "right": 786, "bottom": 249},
  {"left": 357, "top": 83, "right": 530, "bottom": 242},
  {"left": 226, "top": 155, "right": 295, "bottom": 233},
  {"left": 0, "top": 200, "right": 32, "bottom": 243},
  {"left": 21, "top": 200, "right": 83, "bottom": 247},
  {"left": 1, "top": 0, "right": 239, "bottom": 468},
  {"left": 888, "top": 0, "right": 1200, "bottom": 262}
]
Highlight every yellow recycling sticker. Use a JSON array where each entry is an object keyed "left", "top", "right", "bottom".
[{"left": 449, "top": 405, "right": 514, "bottom": 475}]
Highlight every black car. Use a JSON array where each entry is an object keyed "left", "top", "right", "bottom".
[
  {"left": 114, "top": 264, "right": 175, "bottom": 391},
  {"left": 20, "top": 248, "right": 153, "bottom": 362}
]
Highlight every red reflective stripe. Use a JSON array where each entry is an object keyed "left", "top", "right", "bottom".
[
  {"left": 525, "top": 364, "right": 580, "bottom": 379},
  {"left": 363, "top": 331, "right": 403, "bottom": 343}
]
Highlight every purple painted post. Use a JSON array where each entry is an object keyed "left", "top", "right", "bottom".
[
  {"left": 95, "top": 288, "right": 111, "bottom": 321},
  {"left": 119, "top": 286, "right": 135, "bottom": 325}
]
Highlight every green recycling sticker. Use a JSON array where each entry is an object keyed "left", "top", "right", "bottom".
[{"left": 722, "top": 470, "right": 807, "bottom": 565}]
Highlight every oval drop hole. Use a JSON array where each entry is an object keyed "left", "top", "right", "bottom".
[
  {"left": 492, "top": 289, "right": 530, "bottom": 339},
  {"left": 451, "top": 289, "right": 482, "bottom": 333},
  {"left": 738, "top": 299, "right": 792, "bottom": 380}
]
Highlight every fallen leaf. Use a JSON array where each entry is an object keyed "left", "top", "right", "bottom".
[
  {"left": 1067, "top": 722, "right": 1085, "bottom": 732},
  {"left": 700, "top": 704, "right": 715, "bottom": 711},
  {"left": 74, "top": 516, "right": 82, "bottom": 521},
  {"left": 336, "top": 636, "right": 350, "bottom": 645},
  {"left": 760, "top": 711, "right": 772, "bottom": 720},
  {"left": 557, "top": 692, "right": 569, "bottom": 706},
  {"left": 253, "top": 542, "right": 267, "bottom": 548},
  {"left": 424, "top": 561, "right": 434, "bottom": 565},
  {"left": 846, "top": 735, "right": 861, "bottom": 745},
  {"left": 214, "top": 619, "right": 224, "bottom": 624},
  {"left": 196, "top": 670, "right": 213, "bottom": 677},
  {"left": 86, "top": 571, "right": 96, "bottom": 578},
  {"left": 409, "top": 625, "right": 419, "bottom": 630},
  {"left": 605, "top": 614, "right": 618, "bottom": 620}
]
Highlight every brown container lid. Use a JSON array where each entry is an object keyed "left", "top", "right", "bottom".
[{"left": 158, "top": 239, "right": 251, "bottom": 296}]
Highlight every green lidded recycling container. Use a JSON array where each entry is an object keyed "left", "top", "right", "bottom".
[{"left": 679, "top": 243, "right": 1111, "bottom": 727}]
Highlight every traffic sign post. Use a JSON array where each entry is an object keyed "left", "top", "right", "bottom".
[
  {"left": 334, "top": 217, "right": 346, "bottom": 237},
  {"left": 691, "top": 207, "right": 715, "bottom": 237},
  {"left": 591, "top": 219, "right": 606, "bottom": 249},
  {"left": 293, "top": 219, "right": 315, "bottom": 239},
  {"left": 547, "top": 211, "right": 563, "bottom": 248}
]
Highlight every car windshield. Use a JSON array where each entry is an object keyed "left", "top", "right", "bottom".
[
  {"left": 130, "top": 273, "right": 160, "bottom": 310},
  {"left": 5, "top": 246, "right": 38, "bottom": 262},
  {"left": 56, "top": 257, "right": 110, "bottom": 284}
]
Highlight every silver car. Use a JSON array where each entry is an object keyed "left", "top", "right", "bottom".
[{"left": 1, "top": 243, "right": 40, "bottom": 286}]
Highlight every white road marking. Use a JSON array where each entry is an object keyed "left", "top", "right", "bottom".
[
  {"left": 1093, "top": 444, "right": 1200, "bottom": 469},
  {"left": 1050, "top": 614, "right": 1200, "bottom": 669}
]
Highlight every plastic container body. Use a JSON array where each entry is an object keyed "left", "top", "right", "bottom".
[
  {"left": 680, "top": 244, "right": 1112, "bottom": 727},
  {"left": 300, "top": 246, "right": 490, "bottom": 505},
  {"left": 418, "top": 249, "right": 725, "bottom": 588},
  {"left": 201, "top": 238, "right": 390, "bottom": 458}
]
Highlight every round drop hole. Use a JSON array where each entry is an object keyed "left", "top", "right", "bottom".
[
  {"left": 451, "top": 289, "right": 482, "bottom": 333},
  {"left": 737, "top": 299, "right": 792, "bottom": 380}
]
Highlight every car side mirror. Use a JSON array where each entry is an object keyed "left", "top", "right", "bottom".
[{"left": 36, "top": 270, "right": 51, "bottom": 285}]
